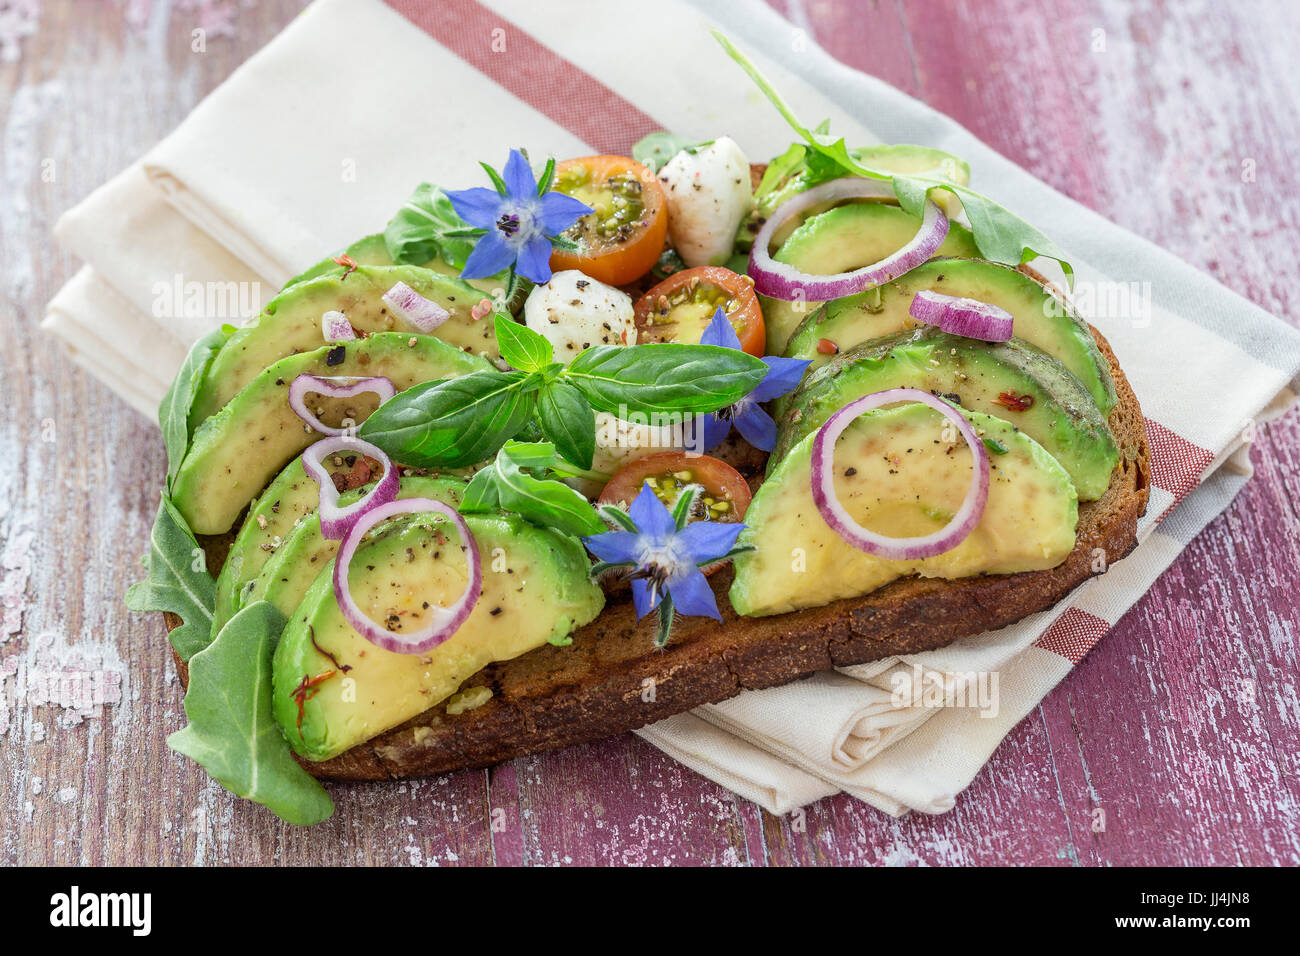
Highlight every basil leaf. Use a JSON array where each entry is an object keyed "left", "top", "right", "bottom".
[
  {"left": 535, "top": 381, "right": 595, "bottom": 470},
  {"left": 632, "top": 131, "right": 715, "bottom": 173},
  {"left": 383, "top": 182, "right": 479, "bottom": 269},
  {"left": 125, "top": 494, "right": 217, "bottom": 661},
  {"left": 160, "top": 328, "right": 228, "bottom": 492},
  {"left": 168, "top": 601, "right": 334, "bottom": 826},
  {"left": 564, "top": 343, "right": 766, "bottom": 415},
  {"left": 491, "top": 441, "right": 606, "bottom": 538},
  {"left": 714, "top": 31, "right": 1073, "bottom": 286},
  {"left": 358, "top": 370, "right": 534, "bottom": 468},
  {"left": 495, "top": 314, "right": 554, "bottom": 372}
]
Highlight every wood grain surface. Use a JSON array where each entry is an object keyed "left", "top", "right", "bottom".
[{"left": 2, "top": 0, "right": 1297, "bottom": 866}]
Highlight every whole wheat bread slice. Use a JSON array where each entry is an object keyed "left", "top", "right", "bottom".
[{"left": 168, "top": 316, "right": 1149, "bottom": 780}]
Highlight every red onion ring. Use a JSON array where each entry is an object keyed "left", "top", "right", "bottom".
[
  {"left": 288, "top": 374, "right": 396, "bottom": 437},
  {"left": 383, "top": 281, "right": 450, "bottom": 332},
  {"left": 332, "top": 497, "right": 481, "bottom": 654},
  {"left": 748, "top": 178, "right": 949, "bottom": 301},
  {"left": 321, "top": 310, "right": 356, "bottom": 342},
  {"left": 909, "top": 290, "right": 1013, "bottom": 342},
  {"left": 810, "top": 387, "right": 990, "bottom": 560},
  {"left": 301, "top": 436, "right": 400, "bottom": 540}
]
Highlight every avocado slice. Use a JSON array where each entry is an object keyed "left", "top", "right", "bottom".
[
  {"left": 743, "top": 144, "right": 972, "bottom": 246},
  {"left": 273, "top": 512, "right": 605, "bottom": 761},
  {"left": 248, "top": 475, "right": 466, "bottom": 620},
  {"left": 282, "top": 233, "right": 526, "bottom": 309},
  {"left": 759, "top": 203, "right": 980, "bottom": 355},
  {"left": 210, "top": 454, "right": 466, "bottom": 636},
  {"left": 775, "top": 328, "right": 1118, "bottom": 500},
  {"left": 172, "top": 332, "right": 489, "bottom": 536},
  {"left": 192, "top": 264, "right": 500, "bottom": 425},
  {"left": 730, "top": 404, "right": 1078, "bottom": 617},
  {"left": 784, "top": 258, "right": 1118, "bottom": 414}
]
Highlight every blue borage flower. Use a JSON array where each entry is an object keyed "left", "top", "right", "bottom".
[
  {"left": 697, "top": 308, "right": 811, "bottom": 452},
  {"left": 583, "top": 482, "right": 749, "bottom": 647},
  {"left": 445, "top": 149, "right": 593, "bottom": 285}
]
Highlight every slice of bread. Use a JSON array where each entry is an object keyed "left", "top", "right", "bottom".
[{"left": 169, "top": 316, "right": 1149, "bottom": 780}]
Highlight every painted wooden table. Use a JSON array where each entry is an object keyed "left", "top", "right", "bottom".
[{"left": 2, "top": 0, "right": 1297, "bottom": 866}]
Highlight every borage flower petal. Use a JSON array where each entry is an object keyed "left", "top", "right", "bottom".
[
  {"left": 444, "top": 186, "right": 509, "bottom": 231},
  {"left": 502, "top": 148, "right": 538, "bottom": 199},
  {"left": 732, "top": 401, "right": 778, "bottom": 452},
  {"left": 580, "top": 481, "right": 749, "bottom": 644},
  {"left": 628, "top": 483, "right": 676, "bottom": 544},
  {"left": 697, "top": 307, "right": 810, "bottom": 452},
  {"left": 539, "top": 191, "right": 596, "bottom": 235},
  {"left": 448, "top": 149, "right": 594, "bottom": 287},
  {"left": 459, "top": 229, "right": 515, "bottom": 280},
  {"left": 515, "top": 234, "right": 555, "bottom": 285},
  {"left": 666, "top": 565, "right": 722, "bottom": 621}
]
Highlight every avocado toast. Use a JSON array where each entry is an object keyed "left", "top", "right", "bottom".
[{"left": 130, "top": 36, "right": 1149, "bottom": 822}]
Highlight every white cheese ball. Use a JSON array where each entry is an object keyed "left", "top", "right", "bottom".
[
  {"left": 658, "top": 136, "right": 753, "bottom": 268},
  {"left": 523, "top": 269, "right": 635, "bottom": 365}
]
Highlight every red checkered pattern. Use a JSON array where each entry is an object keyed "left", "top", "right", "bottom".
[
  {"left": 1032, "top": 607, "right": 1112, "bottom": 665},
  {"left": 384, "top": 0, "right": 661, "bottom": 155},
  {"left": 1144, "top": 417, "right": 1215, "bottom": 510}
]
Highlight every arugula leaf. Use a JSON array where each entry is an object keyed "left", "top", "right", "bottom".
[
  {"left": 714, "top": 31, "right": 1073, "bottom": 285},
  {"left": 160, "top": 328, "right": 228, "bottom": 492},
  {"left": 565, "top": 344, "right": 767, "bottom": 415},
  {"left": 460, "top": 465, "right": 502, "bottom": 513},
  {"left": 358, "top": 370, "right": 534, "bottom": 468},
  {"left": 460, "top": 442, "right": 605, "bottom": 538},
  {"left": 535, "top": 381, "right": 595, "bottom": 470},
  {"left": 632, "top": 131, "right": 715, "bottom": 173},
  {"left": 125, "top": 494, "right": 217, "bottom": 661},
  {"left": 383, "top": 182, "right": 480, "bottom": 270},
  {"left": 494, "top": 313, "right": 554, "bottom": 372},
  {"left": 168, "top": 601, "right": 334, "bottom": 826}
]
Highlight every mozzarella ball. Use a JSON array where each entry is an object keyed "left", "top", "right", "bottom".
[
  {"left": 658, "top": 136, "right": 753, "bottom": 267},
  {"left": 523, "top": 270, "right": 635, "bottom": 365}
]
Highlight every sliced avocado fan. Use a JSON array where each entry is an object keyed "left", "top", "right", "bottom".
[
  {"left": 192, "top": 264, "right": 501, "bottom": 426},
  {"left": 759, "top": 203, "right": 980, "bottom": 354},
  {"left": 784, "top": 258, "right": 1118, "bottom": 415},
  {"left": 732, "top": 404, "right": 1078, "bottom": 617},
  {"left": 776, "top": 327, "right": 1119, "bottom": 501},
  {"left": 273, "top": 512, "right": 604, "bottom": 762},
  {"left": 172, "top": 332, "right": 489, "bottom": 536}
]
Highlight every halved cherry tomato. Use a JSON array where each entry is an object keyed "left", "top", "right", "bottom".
[
  {"left": 633, "top": 266, "right": 766, "bottom": 357},
  {"left": 599, "top": 451, "right": 751, "bottom": 524},
  {"left": 549, "top": 155, "right": 668, "bottom": 286}
]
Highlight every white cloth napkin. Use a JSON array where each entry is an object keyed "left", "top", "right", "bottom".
[{"left": 44, "top": 0, "right": 1300, "bottom": 816}]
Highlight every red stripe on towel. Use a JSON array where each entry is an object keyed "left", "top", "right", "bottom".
[
  {"left": 1033, "top": 607, "right": 1111, "bottom": 665},
  {"left": 1144, "top": 417, "right": 1216, "bottom": 509},
  {"left": 383, "top": 0, "right": 662, "bottom": 154}
]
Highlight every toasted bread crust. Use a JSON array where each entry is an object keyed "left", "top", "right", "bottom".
[{"left": 169, "top": 320, "right": 1149, "bottom": 782}]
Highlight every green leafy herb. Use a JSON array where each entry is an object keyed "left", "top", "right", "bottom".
[
  {"left": 714, "top": 31, "right": 1073, "bottom": 286},
  {"left": 983, "top": 437, "right": 1009, "bottom": 455},
  {"left": 459, "top": 441, "right": 606, "bottom": 538},
  {"left": 494, "top": 313, "right": 554, "bottom": 373},
  {"left": 631, "top": 131, "right": 715, "bottom": 173},
  {"left": 160, "top": 328, "right": 227, "bottom": 492},
  {"left": 358, "top": 370, "right": 536, "bottom": 468},
  {"left": 168, "top": 601, "right": 334, "bottom": 826},
  {"left": 565, "top": 343, "right": 767, "bottom": 415},
  {"left": 361, "top": 342, "right": 763, "bottom": 470},
  {"left": 125, "top": 494, "right": 217, "bottom": 661},
  {"left": 383, "top": 182, "right": 481, "bottom": 270},
  {"left": 535, "top": 380, "right": 595, "bottom": 470}
]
